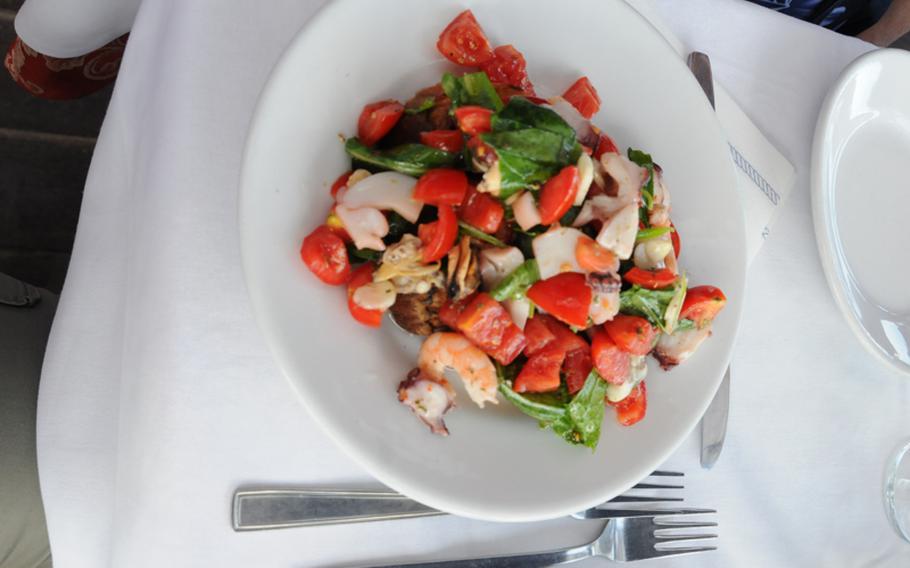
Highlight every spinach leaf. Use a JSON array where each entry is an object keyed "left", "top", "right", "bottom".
[
  {"left": 491, "top": 97, "right": 581, "bottom": 162},
  {"left": 494, "top": 153, "right": 560, "bottom": 199},
  {"left": 458, "top": 221, "right": 507, "bottom": 248},
  {"left": 490, "top": 259, "right": 540, "bottom": 302},
  {"left": 481, "top": 129, "right": 571, "bottom": 165},
  {"left": 497, "top": 365, "right": 608, "bottom": 450},
  {"left": 384, "top": 211, "right": 416, "bottom": 245},
  {"left": 405, "top": 97, "right": 435, "bottom": 115},
  {"left": 346, "top": 243, "right": 382, "bottom": 263},
  {"left": 441, "top": 71, "right": 504, "bottom": 111},
  {"left": 619, "top": 285, "right": 677, "bottom": 330},
  {"left": 628, "top": 148, "right": 656, "bottom": 225},
  {"left": 345, "top": 138, "right": 458, "bottom": 177}
]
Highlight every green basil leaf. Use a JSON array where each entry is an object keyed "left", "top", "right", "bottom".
[
  {"left": 345, "top": 137, "right": 458, "bottom": 177},
  {"left": 458, "top": 221, "right": 508, "bottom": 248},
  {"left": 441, "top": 71, "right": 503, "bottom": 111},
  {"left": 405, "top": 97, "right": 435, "bottom": 115},
  {"left": 490, "top": 259, "right": 540, "bottom": 302}
]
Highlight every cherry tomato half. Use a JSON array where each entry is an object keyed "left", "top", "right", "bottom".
[
  {"left": 436, "top": 10, "right": 494, "bottom": 66},
  {"left": 513, "top": 344, "right": 565, "bottom": 393},
  {"left": 418, "top": 205, "right": 458, "bottom": 263},
  {"left": 330, "top": 171, "right": 353, "bottom": 199},
  {"left": 481, "top": 45, "right": 532, "bottom": 92},
  {"left": 347, "top": 264, "right": 383, "bottom": 327},
  {"left": 623, "top": 267, "right": 678, "bottom": 289},
  {"left": 602, "top": 314, "right": 656, "bottom": 356},
  {"left": 575, "top": 235, "right": 619, "bottom": 274},
  {"left": 413, "top": 168, "right": 468, "bottom": 206},
  {"left": 591, "top": 330, "right": 631, "bottom": 385},
  {"left": 680, "top": 285, "right": 727, "bottom": 328},
  {"left": 612, "top": 381, "right": 647, "bottom": 426},
  {"left": 420, "top": 130, "right": 465, "bottom": 153},
  {"left": 460, "top": 185, "right": 504, "bottom": 234},
  {"left": 454, "top": 106, "right": 493, "bottom": 136},
  {"left": 526, "top": 272, "right": 592, "bottom": 329},
  {"left": 593, "top": 133, "right": 619, "bottom": 159},
  {"left": 300, "top": 225, "right": 351, "bottom": 286},
  {"left": 358, "top": 100, "right": 404, "bottom": 146},
  {"left": 538, "top": 165, "right": 580, "bottom": 225}
]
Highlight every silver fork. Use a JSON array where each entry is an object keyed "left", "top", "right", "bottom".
[
  {"left": 233, "top": 471, "right": 711, "bottom": 530},
  {"left": 364, "top": 515, "right": 718, "bottom": 566}
]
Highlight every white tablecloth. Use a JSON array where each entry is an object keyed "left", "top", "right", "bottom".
[{"left": 36, "top": 0, "right": 910, "bottom": 566}]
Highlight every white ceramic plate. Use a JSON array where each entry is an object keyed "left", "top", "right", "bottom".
[
  {"left": 240, "top": 0, "right": 745, "bottom": 521},
  {"left": 812, "top": 49, "right": 910, "bottom": 376}
]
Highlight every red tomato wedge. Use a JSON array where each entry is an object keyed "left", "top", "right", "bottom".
[
  {"left": 612, "top": 381, "right": 647, "bottom": 426},
  {"left": 330, "top": 171, "right": 352, "bottom": 199},
  {"left": 481, "top": 45, "right": 532, "bottom": 92},
  {"left": 562, "top": 76, "right": 601, "bottom": 119},
  {"left": 523, "top": 316, "right": 557, "bottom": 356},
  {"left": 300, "top": 226, "right": 351, "bottom": 286},
  {"left": 418, "top": 205, "right": 458, "bottom": 263},
  {"left": 420, "top": 130, "right": 464, "bottom": 153},
  {"left": 575, "top": 235, "right": 619, "bottom": 274},
  {"left": 591, "top": 330, "right": 631, "bottom": 384},
  {"left": 680, "top": 285, "right": 727, "bottom": 328},
  {"left": 538, "top": 166, "right": 580, "bottom": 225},
  {"left": 593, "top": 133, "right": 619, "bottom": 159},
  {"left": 454, "top": 106, "right": 493, "bottom": 136},
  {"left": 602, "top": 314, "right": 656, "bottom": 356},
  {"left": 563, "top": 347, "right": 593, "bottom": 395},
  {"left": 513, "top": 345, "right": 565, "bottom": 393},
  {"left": 436, "top": 9, "right": 494, "bottom": 66},
  {"left": 357, "top": 100, "right": 404, "bottom": 146},
  {"left": 413, "top": 169, "right": 468, "bottom": 206},
  {"left": 526, "top": 273, "right": 592, "bottom": 329},
  {"left": 670, "top": 222, "right": 681, "bottom": 257},
  {"left": 455, "top": 293, "right": 527, "bottom": 365},
  {"left": 460, "top": 185, "right": 504, "bottom": 233},
  {"left": 539, "top": 314, "right": 588, "bottom": 354},
  {"left": 439, "top": 294, "right": 474, "bottom": 329},
  {"left": 347, "top": 264, "right": 383, "bottom": 327},
  {"left": 623, "top": 267, "right": 678, "bottom": 289}
]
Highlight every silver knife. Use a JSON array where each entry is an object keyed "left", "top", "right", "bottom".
[{"left": 686, "top": 52, "right": 730, "bottom": 470}]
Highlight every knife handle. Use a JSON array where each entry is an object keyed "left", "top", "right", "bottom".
[{"left": 232, "top": 489, "right": 444, "bottom": 530}]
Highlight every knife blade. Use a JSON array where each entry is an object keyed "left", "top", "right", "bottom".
[{"left": 686, "top": 51, "right": 730, "bottom": 469}]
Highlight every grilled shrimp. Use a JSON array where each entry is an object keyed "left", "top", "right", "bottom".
[{"left": 418, "top": 332, "right": 499, "bottom": 408}]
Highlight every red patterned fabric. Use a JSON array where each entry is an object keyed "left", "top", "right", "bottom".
[{"left": 4, "top": 34, "right": 128, "bottom": 100}]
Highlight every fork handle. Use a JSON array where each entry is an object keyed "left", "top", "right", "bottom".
[
  {"left": 367, "top": 543, "right": 594, "bottom": 568},
  {"left": 232, "top": 489, "right": 444, "bottom": 530}
]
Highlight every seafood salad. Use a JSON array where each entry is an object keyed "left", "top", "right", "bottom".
[{"left": 299, "top": 10, "right": 727, "bottom": 449}]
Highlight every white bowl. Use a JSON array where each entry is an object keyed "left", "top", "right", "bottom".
[{"left": 240, "top": 0, "right": 745, "bottom": 522}]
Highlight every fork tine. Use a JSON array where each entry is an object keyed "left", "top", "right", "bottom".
[
  {"left": 653, "top": 519, "right": 718, "bottom": 528},
  {"left": 633, "top": 482, "right": 684, "bottom": 490},
  {"left": 647, "top": 546, "right": 717, "bottom": 558},
  {"left": 609, "top": 495, "right": 684, "bottom": 503},
  {"left": 654, "top": 532, "right": 718, "bottom": 542},
  {"left": 575, "top": 507, "right": 715, "bottom": 519},
  {"left": 650, "top": 470, "right": 684, "bottom": 477}
]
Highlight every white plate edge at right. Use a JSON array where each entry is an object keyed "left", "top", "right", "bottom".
[{"left": 810, "top": 48, "right": 910, "bottom": 376}]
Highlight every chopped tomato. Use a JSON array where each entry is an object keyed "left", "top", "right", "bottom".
[
  {"left": 593, "top": 133, "right": 619, "bottom": 159},
  {"left": 420, "top": 130, "right": 465, "bottom": 153},
  {"left": 439, "top": 295, "right": 474, "bottom": 329},
  {"left": 514, "top": 345, "right": 564, "bottom": 393},
  {"left": 418, "top": 205, "right": 458, "bottom": 263},
  {"left": 539, "top": 314, "right": 588, "bottom": 353},
  {"left": 330, "top": 171, "right": 353, "bottom": 199},
  {"left": 623, "top": 267, "right": 677, "bottom": 289},
  {"left": 538, "top": 166, "right": 579, "bottom": 225},
  {"left": 603, "top": 315, "right": 656, "bottom": 356},
  {"left": 523, "top": 316, "right": 557, "bottom": 356},
  {"left": 680, "top": 285, "right": 727, "bottom": 328},
  {"left": 454, "top": 106, "right": 493, "bottom": 136},
  {"left": 591, "top": 330, "right": 631, "bottom": 384},
  {"left": 436, "top": 9, "right": 494, "bottom": 66},
  {"left": 300, "top": 226, "right": 351, "bottom": 286},
  {"left": 413, "top": 169, "right": 468, "bottom": 206},
  {"left": 347, "top": 264, "right": 383, "bottom": 327},
  {"left": 562, "top": 76, "right": 601, "bottom": 119},
  {"left": 460, "top": 185, "right": 504, "bottom": 233},
  {"left": 455, "top": 293, "right": 527, "bottom": 365},
  {"left": 526, "top": 273, "right": 592, "bottom": 329},
  {"left": 670, "top": 222, "right": 681, "bottom": 257},
  {"left": 563, "top": 347, "right": 593, "bottom": 395},
  {"left": 612, "top": 381, "right": 647, "bottom": 426},
  {"left": 481, "top": 45, "right": 532, "bottom": 92},
  {"left": 575, "top": 235, "right": 618, "bottom": 274},
  {"left": 357, "top": 100, "right": 404, "bottom": 146}
]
